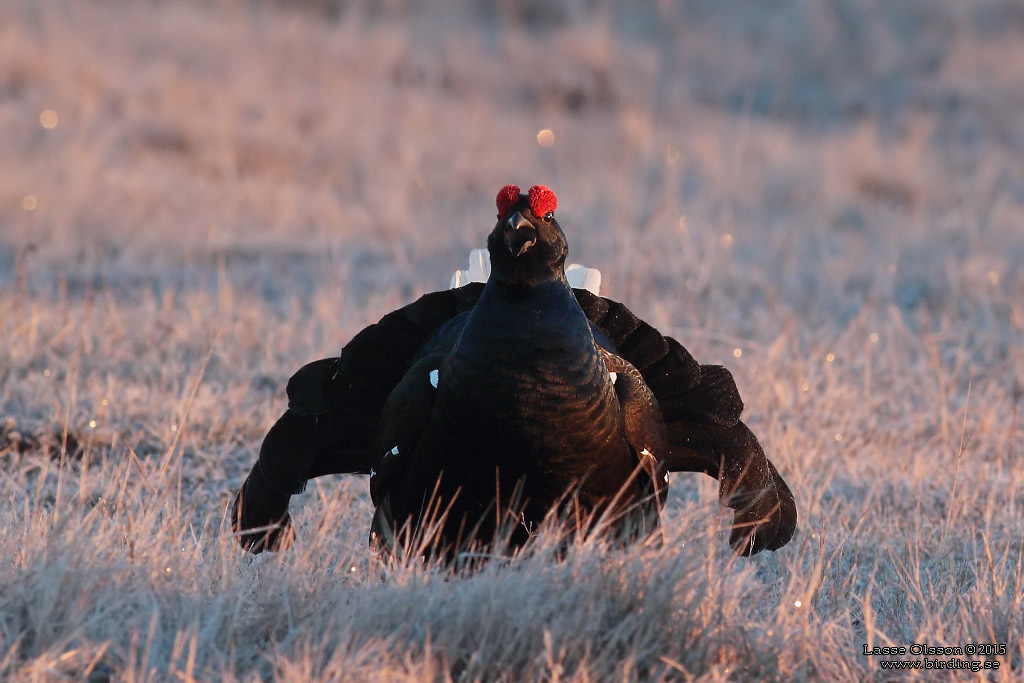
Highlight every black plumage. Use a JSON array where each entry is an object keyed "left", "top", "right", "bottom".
[{"left": 231, "top": 185, "right": 797, "bottom": 560}]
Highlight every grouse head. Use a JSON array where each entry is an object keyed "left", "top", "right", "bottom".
[{"left": 487, "top": 184, "right": 567, "bottom": 288}]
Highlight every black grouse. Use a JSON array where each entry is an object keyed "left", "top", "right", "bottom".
[{"left": 231, "top": 184, "right": 797, "bottom": 560}]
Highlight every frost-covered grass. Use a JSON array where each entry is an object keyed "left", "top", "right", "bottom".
[{"left": 1, "top": 0, "right": 1023, "bottom": 679}]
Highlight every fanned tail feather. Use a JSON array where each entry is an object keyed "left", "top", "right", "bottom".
[{"left": 656, "top": 364, "right": 743, "bottom": 426}]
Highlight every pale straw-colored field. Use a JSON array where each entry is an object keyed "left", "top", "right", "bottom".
[{"left": 1, "top": 1, "right": 1022, "bottom": 679}]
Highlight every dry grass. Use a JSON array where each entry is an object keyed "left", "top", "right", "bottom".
[{"left": 1, "top": 0, "right": 1023, "bottom": 680}]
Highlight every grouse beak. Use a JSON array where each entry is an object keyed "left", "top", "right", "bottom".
[{"left": 504, "top": 212, "right": 538, "bottom": 257}]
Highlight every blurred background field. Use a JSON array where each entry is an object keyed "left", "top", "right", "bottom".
[{"left": 1, "top": 0, "right": 1023, "bottom": 679}]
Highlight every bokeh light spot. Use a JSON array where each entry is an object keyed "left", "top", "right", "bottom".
[
  {"left": 21, "top": 195, "right": 37, "bottom": 211},
  {"left": 536, "top": 129, "right": 555, "bottom": 147},
  {"left": 40, "top": 110, "right": 59, "bottom": 129}
]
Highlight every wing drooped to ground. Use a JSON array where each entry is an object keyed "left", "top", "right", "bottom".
[
  {"left": 573, "top": 289, "right": 797, "bottom": 554},
  {"left": 231, "top": 284, "right": 484, "bottom": 551}
]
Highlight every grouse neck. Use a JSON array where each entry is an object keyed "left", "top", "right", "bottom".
[
  {"left": 436, "top": 273, "right": 626, "bottom": 490},
  {"left": 443, "top": 274, "right": 615, "bottom": 418},
  {"left": 462, "top": 276, "right": 591, "bottom": 347}
]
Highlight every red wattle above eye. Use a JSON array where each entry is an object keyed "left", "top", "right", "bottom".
[
  {"left": 496, "top": 185, "right": 520, "bottom": 220},
  {"left": 528, "top": 185, "right": 556, "bottom": 218}
]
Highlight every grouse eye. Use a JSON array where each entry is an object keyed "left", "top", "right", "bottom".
[{"left": 544, "top": 211, "right": 554, "bottom": 221}]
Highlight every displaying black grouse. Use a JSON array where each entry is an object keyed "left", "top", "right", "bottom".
[{"left": 231, "top": 184, "right": 797, "bottom": 560}]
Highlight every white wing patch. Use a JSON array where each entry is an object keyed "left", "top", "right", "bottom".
[
  {"left": 429, "top": 369, "right": 439, "bottom": 388},
  {"left": 638, "top": 448, "right": 667, "bottom": 483},
  {"left": 450, "top": 248, "right": 602, "bottom": 296}
]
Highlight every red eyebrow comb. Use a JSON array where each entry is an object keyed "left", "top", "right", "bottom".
[
  {"left": 496, "top": 185, "right": 520, "bottom": 220},
  {"left": 528, "top": 185, "right": 557, "bottom": 217}
]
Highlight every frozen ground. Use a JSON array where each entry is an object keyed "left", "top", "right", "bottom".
[{"left": 1, "top": 0, "right": 1023, "bottom": 679}]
